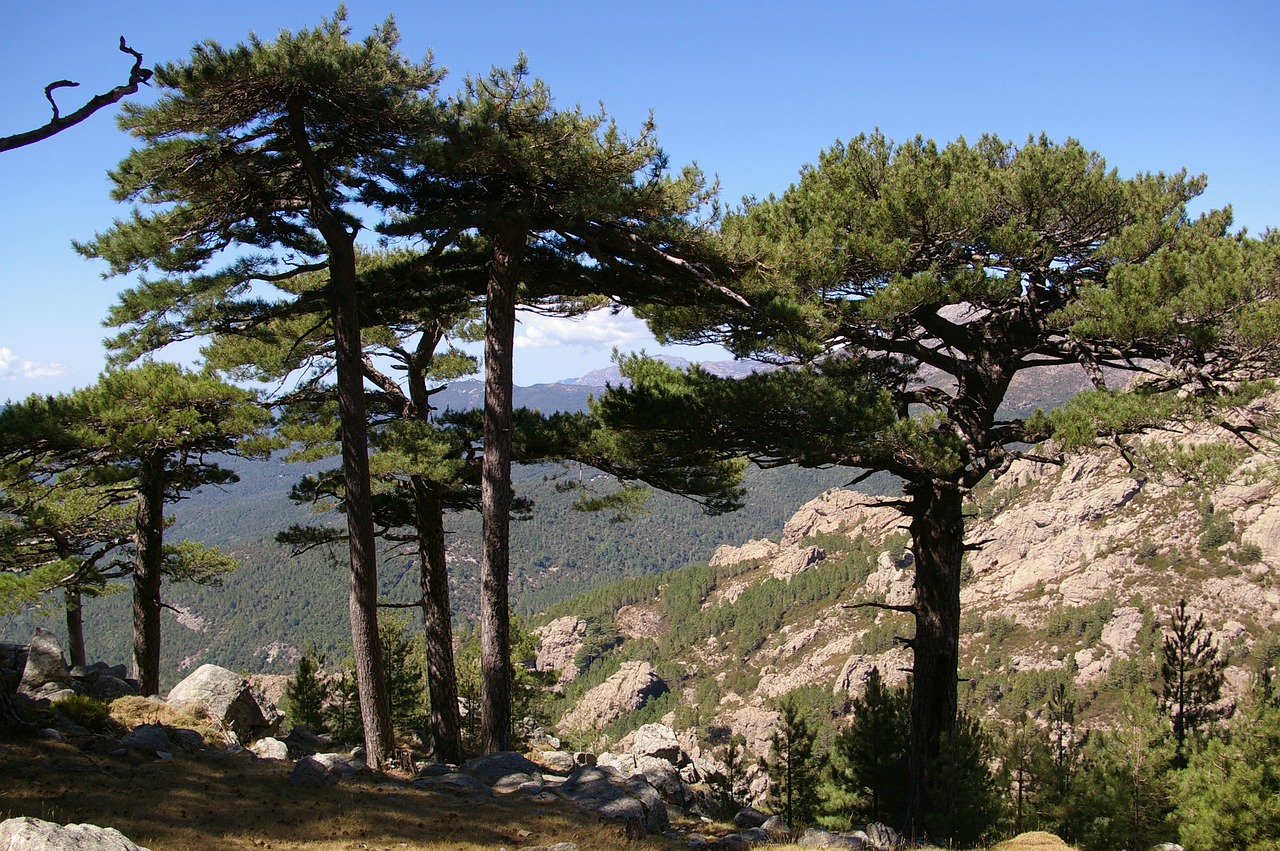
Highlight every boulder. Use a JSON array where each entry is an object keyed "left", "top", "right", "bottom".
[
  {"left": 861, "top": 822, "right": 899, "bottom": 851},
  {"left": 527, "top": 749, "right": 577, "bottom": 775},
  {"left": 119, "top": 723, "right": 171, "bottom": 753},
  {"left": 558, "top": 765, "right": 668, "bottom": 836},
  {"left": 282, "top": 725, "right": 328, "bottom": 758},
  {"left": 249, "top": 736, "right": 289, "bottom": 760},
  {"left": 732, "top": 807, "right": 770, "bottom": 829},
  {"left": 0, "top": 817, "right": 150, "bottom": 851},
  {"left": 797, "top": 827, "right": 866, "bottom": 849},
  {"left": 461, "top": 751, "right": 545, "bottom": 794},
  {"left": 289, "top": 752, "right": 368, "bottom": 786},
  {"left": 166, "top": 664, "right": 281, "bottom": 743},
  {"left": 90, "top": 675, "right": 138, "bottom": 701},
  {"left": 558, "top": 661, "right": 668, "bottom": 733},
  {"left": 636, "top": 758, "right": 694, "bottom": 808},
  {"left": 18, "top": 629, "right": 71, "bottom": 697},
  {"left": 631, "top": 723, "right": 681, "bottom": 762},
  {"left": 411, "top": 772, "right": 494, "bottom": 799}
]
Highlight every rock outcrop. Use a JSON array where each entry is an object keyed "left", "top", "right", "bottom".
[{"left": 558, "top": 661, "right": 668, "bottom": 733}]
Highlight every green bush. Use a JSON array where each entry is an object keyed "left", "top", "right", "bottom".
[{"left": 52, "top": 694, "right": 111, "bottom": 732}]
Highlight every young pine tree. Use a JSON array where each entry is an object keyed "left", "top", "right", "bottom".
[
  {"left": 1161, "top": 598, "right": 1229, "bottom": 766},
  {"left": 283, "top": 645, "right": 332, "bottom": 733},
  {"left": 826, "top": 667, "right": 910, "bottom": 828},
  {"left": 764, "top": 696, "right": 820, "bottom": 830}
]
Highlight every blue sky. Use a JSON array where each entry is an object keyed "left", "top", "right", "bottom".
[{"left": 2, "top": 1, "right": 1277, "bottom": 396}]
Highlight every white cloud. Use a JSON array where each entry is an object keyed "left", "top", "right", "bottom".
[
  {"left": 0, "top": 347, "right": 67, "bottom": 381},
  {"left": 513, "top": 309, "right": 652, "bottom": 351}
]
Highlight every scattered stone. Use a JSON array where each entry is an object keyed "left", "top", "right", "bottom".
[
  {"left": 282, "top": 725, "right": 328, "bottom": 758},
  {"left": 761, "top": 815, "right": 791, "bottom": 839},
  {"left": 37, "top": 728, "right": 62, "bottom": 741},
  {"left": 0, "top": 817, "right": 150, "bottom": 851}
]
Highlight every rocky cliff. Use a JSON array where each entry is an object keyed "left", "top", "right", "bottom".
[{"left": 543, "top": 393, "right": 1280, "bottom": 755}]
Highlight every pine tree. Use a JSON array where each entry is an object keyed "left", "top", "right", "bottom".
[
  {"left": 74, "top": 11, "right": 443, "bottom": 767},
  {"left": 598, "top": 132, "right": 1280, "bottom": 835},
  {"left": 1161, "top": 598, "right": 1228, "bottom": 766},
  {"left": 0, "top": 363, "right": 270, "bottom": 695},
  {"left": 763, "top": 696, "right": 820, "bottom": 830},
  {"left": 827, "top": 667, "right": 910, "bottom": 827},
  {"left": 378, "top": 57, "right": 743, "bottom": 753},
  {"left": 283, "top": 645, "right": 331, "bottom": 732}
]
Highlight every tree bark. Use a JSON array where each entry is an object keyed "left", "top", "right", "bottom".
[
  {"left": 64, "top": 587, "right": 86, "bottom": 668},
  {"left": 412, "top": 476, "right": 463, "bottom": 763},
  {"left": 132, "top": 461, "right": 165, "bottom": 696},
  {"left": 903, "top": 479, "right": 964, "bottom": 841},
  {"left": 479, "top": 227, "right": 522, "bottom": 754},
  {"left": 330, "top": 238, "right": 396, "bottom": 769}
]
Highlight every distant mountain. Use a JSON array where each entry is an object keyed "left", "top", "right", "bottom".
[{"left": 558, "top": 355, "right": 770, "bottom": 387}]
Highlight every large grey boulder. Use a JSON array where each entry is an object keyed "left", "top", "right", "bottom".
[
  {"left": 0, "top": 817, "right": 150, "bottom": 851},
  {"left": 558, "top": 765, "right": 668, "bottom": 836},
  {"left": 166, "top": 664, "right": 281, "bottom": 743},
  {"left": 461, "top": 751, "right": 545, "bottom": 794},
  {"left": 18, "top": 629, "right": 71, "bottom": 698}
]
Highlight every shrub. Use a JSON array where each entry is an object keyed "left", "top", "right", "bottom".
[{"left": 52, "top": 694, "right": 111, "bottom": 731}]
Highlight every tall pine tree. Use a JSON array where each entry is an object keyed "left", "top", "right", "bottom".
[{"left": 74, "top": 12, "right": 442, "bottom": 765}]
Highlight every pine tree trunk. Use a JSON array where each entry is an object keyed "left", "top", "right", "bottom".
[
  {"left": 413, "top": 476, "right": 463, "bottom": 763},
  {"left": 330, "top": 239, "right": 396, "bottom": 770},
  {"left": 65, "top": 587, "right": 86, "bottom": 668},
  {"left": 903, "top": 479, "right": 964, "bottom": 840},
  {"left": 479, "top": 227, "right": 521, "bottom": 754},
  {"left": 132, "top": 463, "right": 165, "bottom": 696}
]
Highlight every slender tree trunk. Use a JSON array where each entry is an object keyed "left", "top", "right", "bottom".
[
  {"left": 903, "top": 479, "right": 964, "bottom": 840},
  {"left": 479, "top": 227, "right": 521, "bottom": 754},
  {"left": 330, "top": 241, "right": 396, "bottom": 769},
  {"left": 412, "top": 476, "right": 463, "bottom": 763},
  {"left": 64, "top": 587, "right": 86, "bottom": 668},
  {"left": 132, "top": 463, "right": 165, "bottom": 696}
]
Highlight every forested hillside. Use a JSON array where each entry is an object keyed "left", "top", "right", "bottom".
[{"left": 0, "top": 376, "right": 859, "bottom": 686}]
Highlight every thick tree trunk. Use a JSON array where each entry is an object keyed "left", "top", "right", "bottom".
[
  {"left": 64, "top": 587, "right": 86, "bottom": 668},
  {"left": 479, "top": 227, "right": 521, "bottom": 754},
  {"left": 330, "top": 240, "right": 395, "bottom": 769},
  {"left": 412, "top": 476, "right": 463, "bottom": 763},
  {"left": 132, "top": 465, "right": 165, "bottom": 696},
  {"left": 903, "top": 479, "right": 965, "bottom": 841}
]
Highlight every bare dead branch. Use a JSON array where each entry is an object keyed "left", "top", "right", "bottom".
[{"left": 2, "top": 38, "right": 153, "bottom": 153}]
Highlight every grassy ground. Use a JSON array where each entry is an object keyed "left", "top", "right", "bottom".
[{"left": 0, "top": 735, "right": 682, "bottom": 851}]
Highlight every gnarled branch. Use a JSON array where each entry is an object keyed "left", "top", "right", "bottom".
[{"left": 1, "top": 38, "right": 152, "bottom": 153}]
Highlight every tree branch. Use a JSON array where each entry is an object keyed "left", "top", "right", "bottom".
[{"left": 1, "top": 38, "right": 152, "bottom": 153}]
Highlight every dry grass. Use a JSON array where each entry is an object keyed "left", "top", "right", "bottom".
[{"left": 0, "top": 736, "right": 682, "bottom": 851}]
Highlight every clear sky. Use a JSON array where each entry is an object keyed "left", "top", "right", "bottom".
[{"left": 1, "top": 0, "right": 1277, "bottom": 397}]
